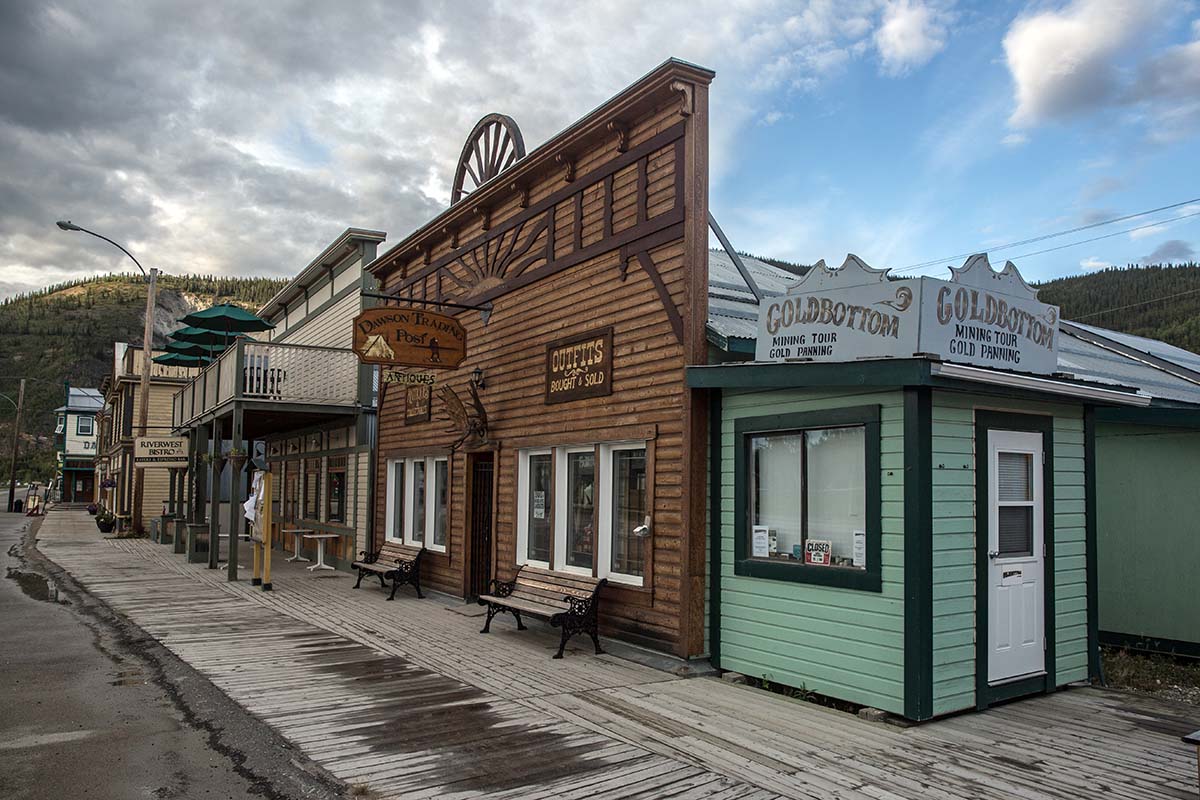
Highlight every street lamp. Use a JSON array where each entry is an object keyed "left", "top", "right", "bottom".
[{"left": 56, "top": 220, "right": 159, "bottom": 534}]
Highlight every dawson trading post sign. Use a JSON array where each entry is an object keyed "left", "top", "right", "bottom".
[
  {"left": 134, "top": 437, "right": 189, "bottom": 468},
  {"left": 756, "top": 254, "right": 1059, "bottom": 375},
  {"left": 352, "top": 308, "right": 467, "bottom": 369}
]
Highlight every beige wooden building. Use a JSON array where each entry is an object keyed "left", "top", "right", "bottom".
[{"left": 97, "top": 344, "right": 197, "bottom": 529}]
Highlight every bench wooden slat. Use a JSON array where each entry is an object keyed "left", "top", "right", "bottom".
[
  {"left": 512, "top": 577, "right": 597, "bottom": 600},
  {"left": 352, "top": 541, "right": 424, "bottom": 600},
  {"left": 478, "top": 595, "right": 567, "bottom": 617},
  {"left": 517, "top": 565, "right": 603, "bottom": 589},
  {"left": 478, "top": 564, "right": 606, "bottom": 658}
]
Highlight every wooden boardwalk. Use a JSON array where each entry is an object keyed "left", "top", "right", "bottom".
[{"left": 37, "top": 509, "right": 1198, "bottom": 799}]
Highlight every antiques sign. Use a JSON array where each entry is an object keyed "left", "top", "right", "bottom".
[
  {"left": 353, "top": 308, "right": 467, "bottom": 369},
  {"left": 134, "top": 436, "right": 188, "bottom": 468},
  {"left": 545, "top": 327, "right": 613, "bottom": 404},
  {"left": 405, "top": 383, "right": 432, "bottom": 424},
  {"left": 382, "top": 369, "right": 436, "bottom": 386},
  {"left": 756, "top": 254, "right": 1059, "bottom": 375}
]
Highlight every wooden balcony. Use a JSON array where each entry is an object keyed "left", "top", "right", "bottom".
[{"left": 172, "top": 339, "right": 361, "bottom": 429}]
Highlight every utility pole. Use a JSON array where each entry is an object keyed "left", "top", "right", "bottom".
[
  {"left": 6, "top": 379, "right": 25, "bottom": 513},
  {"left": 131, "top": 267, "right": 159, "bottom": 534}
]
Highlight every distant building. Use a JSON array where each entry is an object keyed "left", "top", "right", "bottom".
[
  {"left": 96, "top": 344, "right": 197, "bottom": 528},
  {"left": 55, "top": 387, "right": 102, "bottom": 502}
]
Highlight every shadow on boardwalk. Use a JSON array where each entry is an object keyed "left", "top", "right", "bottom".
[{"left": 34, "top": 507, "right": 1199, "bottom": 799}]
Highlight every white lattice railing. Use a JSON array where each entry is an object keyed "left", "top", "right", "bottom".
[{"left": 172, "top": 340, "right": 359, "bottom": 427}]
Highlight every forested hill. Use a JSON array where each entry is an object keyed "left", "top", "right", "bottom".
[
  {"left": 1036, "top": 263, "right": 1200, "bottom": 353},
  {"left": 0, "top": 273, "right": 287, "bottom": 481}
]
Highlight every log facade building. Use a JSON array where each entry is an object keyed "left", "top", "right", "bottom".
[{"left": 368, "top": 60, "right": 714, "bottom": 657}]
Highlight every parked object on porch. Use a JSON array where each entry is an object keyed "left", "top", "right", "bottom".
[
  {"left": 302, "top": 532, "right": 339, "bottom": 572},
  {"left": 478, "top": 565, "right": 606, "bottom": 659},
  {"left": 352, "top": 541, "right": 425, "bottom": 600},
  {"left": 86, "top": 503, "right": 97, "bottom": 515},
  {"left": 283, "top": 528, "right": 313, "bottom": 563},
  {"left": 95, "top": 510, "right": 115, "bottom": 533}
]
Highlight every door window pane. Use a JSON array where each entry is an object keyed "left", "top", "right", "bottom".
[
  {"left": 411, "top": 459, "right": 426, "bottom": 543},
  {"left": 998, "top": 452, "right": 1032, "bottom": 501},
  {"left": 806, "top": 427, "right": 866, "bottom": 568},
  {"left": 750, "top": 434, "right": 802, "bottom": 559},
  {"left": 527, "top": 454, "right": 552, "bottom": 562},
  {"left": 327, "top": 470, "right": 345, "bottom": 523},
  {"left": 611, "top": 449, "right": 647, "bottom": 577},
  {"left": 998, "top": 506, "right": 1033, "bottom": 557},
  {"left": 565, "top": 451, "right": 595, "bottom": 570},
  {"left": 432, "top": 459, "right": 448, "bottom": 547}
]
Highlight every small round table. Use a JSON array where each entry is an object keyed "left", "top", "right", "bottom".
[{"left": 302, "top": 533, "right": 339, "bottom": 571}]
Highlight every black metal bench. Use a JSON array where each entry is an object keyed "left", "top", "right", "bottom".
[
  {"left": 478, "top": 565, "right": 606, "bottom": 659},
  {"left": 352, "top": 541, "right": 424, "bottom": 600}
]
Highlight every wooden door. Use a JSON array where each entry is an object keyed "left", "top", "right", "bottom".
[{"left": 467, "top": 453, "right": 494, "bottom": 598}]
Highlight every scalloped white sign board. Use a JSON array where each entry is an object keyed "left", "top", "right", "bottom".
[{"left": 755, "top": 256, "right": 1060, "bottom": 375}]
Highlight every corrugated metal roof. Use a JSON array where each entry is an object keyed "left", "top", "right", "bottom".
[
  {"left": 56, "top": 387, "right": 104, "bottom": 413},
  {"left": 705, "top": 256, "right": 1200, "bottom": 405}
]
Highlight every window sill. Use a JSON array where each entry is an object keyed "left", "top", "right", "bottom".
[
  {"left": 605, "top": 574, "right": 645, "bottom": 589},
  {"left": 733, "top": 558, "right": 882, "bottom": 592}
]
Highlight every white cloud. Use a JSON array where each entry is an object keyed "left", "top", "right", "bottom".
[
  {"left": 1002, "top": 0, "right": 1200, "bottom": 136},
  {"left": 759, "top": 110, "right": 787, "bottom": 126},
  {"left": 874, "top": 0, "right": 950, "bottom": 76},
  {"left": 1079, "top": 256, "right": 1111, "bottom": 270},
  {"left": 1001, "top": 132, "right": 1028, "bottom": 147},
  {"left": 1140, "top": 239, "right": 1195, "bottom": 264},
  {"left": 1129, "top": 223, "right": 1168, "bottom": 240}
]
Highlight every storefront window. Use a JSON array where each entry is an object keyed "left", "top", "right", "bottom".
[
  {"left": 326, "top": 456, "right": 346, "bottom": 524},
  {"left": 610, "top": 448, "right": 647, "bottom": 578},
  {"left": 749, "top": 427, "right": 865, "bottom": 569},
  {"left": 388, "top": 460, "right": 405, "bottom": 539},
  {"left": 411, "top": 459, "right": 426, "bottom": 544},
  {"left": 564, "top": 451, "right": 595, "bottom": 570},
  {"left": 517, "top": 442, "right": 651, "bottom": 584},
  {"left": 304, "top": 459, "right": 320, "bottom": 520},
  {"left": 432, "top": 458, "right": 448, "bottom": 548},
  {"left": 526, "top": 453, "right": 552, "bottom": 563}
]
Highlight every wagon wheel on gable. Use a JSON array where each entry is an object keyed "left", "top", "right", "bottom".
[{"left": 450, "top": 113, "right": 526, "bottom": 205}]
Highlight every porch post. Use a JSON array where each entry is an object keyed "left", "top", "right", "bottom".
[
  {"left": 208, "top": 416, "right": 223, "bottom": 570},
  {"left": 192, "top": 425, "right": 208, "bottom": 524},
  {"left": 226, "top": 404, "right": 244, "bottom": 581},
  {"left": 167, "top": 467, "right": 178, "bottom": 518}
]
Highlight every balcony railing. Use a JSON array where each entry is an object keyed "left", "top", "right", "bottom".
[{"left": 172, "top": 339, "right": 360, "bottom": 428}]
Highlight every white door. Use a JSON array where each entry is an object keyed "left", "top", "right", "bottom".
[{"left": 987, "top": 430, "right": 1045, "bottom": 684}]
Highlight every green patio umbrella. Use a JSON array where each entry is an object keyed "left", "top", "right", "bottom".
[
  {"left": 164, "top": 339, "right": 228, "bottom": 357},
  {"left": 152, "top": 352, "right": 211, "bottom": 367},
  {"left": 169, "top": 325, "right": 248, "bottom": 346},
  {"left": 180, "top": 303, "right": 274, "bottom": 346}
]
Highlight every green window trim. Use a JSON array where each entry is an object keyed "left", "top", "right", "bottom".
[{"left": 733, "top": 404, "right": 883, "bottom": 592}]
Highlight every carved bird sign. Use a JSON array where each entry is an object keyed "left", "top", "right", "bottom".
[{"left": 438, "top": 383, "right": 488, "bottom": 451}]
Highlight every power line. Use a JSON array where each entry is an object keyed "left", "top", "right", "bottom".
[
  {"left": 1073, "top": 285, "right": 1200, "bottom": 320},
  {"left": 1006, "top": 209, "right": 1200, "bottom": 261},
  {"left": 894, "top": 197, "right": 1200, "bottom": 273}
]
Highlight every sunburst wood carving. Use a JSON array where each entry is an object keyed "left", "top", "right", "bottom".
[{"left": 451, "top": 114, "right": 526, "bottom": 205}]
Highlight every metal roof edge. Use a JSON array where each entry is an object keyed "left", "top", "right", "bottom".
[{"left": 1060, "top": 321, "right": 1200, "bottom": 388}]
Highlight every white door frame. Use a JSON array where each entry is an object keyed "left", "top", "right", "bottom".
[{"left": 986, "top": 429, "right": 1047, "bottom": 685}]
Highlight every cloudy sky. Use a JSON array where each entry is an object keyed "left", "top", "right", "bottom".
[{"left": 2, "top": 0, "right": 1198, "bottom": 299}]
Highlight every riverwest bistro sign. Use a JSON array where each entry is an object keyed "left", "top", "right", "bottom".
[{"left": 755, "top": 254, "right": 1060, "bottom": 374}]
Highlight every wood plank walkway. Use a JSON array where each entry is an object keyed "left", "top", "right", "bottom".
[{"left": 37, "top": 509, "right": 1198, "bottom": 799}]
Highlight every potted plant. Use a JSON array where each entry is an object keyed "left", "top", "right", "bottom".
[
  {"left": 100, "top": 477, "right": 117, "bottom": 490},
  {"left": 228, "top": 447, "right": 248, "bottom": 472},
  {"left": 96, "top": 510, "right": 116, "bottom": 534},
  {"left": 86, "top": 502, "right": 98, "bottom": 515}
]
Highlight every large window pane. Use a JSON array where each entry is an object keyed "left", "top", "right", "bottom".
[
  {"left": 806, "top": 427, "right": 866, "bottom": 569},
  {"left": 432, "top": 459, "right": 448, "bottom": 547},
  {"left": 750, "top": 434, "right": 802, "bottom": 559},
  {"left": 611, "top": 449, "right": 647, "bottom": 577},
  {"left": 565, "top": 451, "right": 595, "bottom": 570},
  {"left": 390, "top": 461, "right": 404, "bottom": 539},
  {"left": 527, "top": 454, "right": 552, "bottom": 562},
  {"left": 411, "top": 459, "right": 426, "bottom": 543}
]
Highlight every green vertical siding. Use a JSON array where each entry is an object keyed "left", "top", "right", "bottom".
[
  {"left": 719, "top": 389, "right": 906, "bottom": 714},
  {"left": 1096, "top": 423, "right": 1200, "bottom": 646},
  {"left": 931, "top": 393, "right": 1089, "bottom": 716}
]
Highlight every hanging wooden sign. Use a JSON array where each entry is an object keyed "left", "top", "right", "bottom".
[
  {"left": 353, "top": 308, "right": 467, "bottom": 368},
  {"left": 382, "top": 369, "right": 436, "bottom": 386},
  {"left": 545, "top": 327, "right": 613, "bottom": 404},
  {"left": 405, "top": 383, "right": 432, "bottom": 424}
]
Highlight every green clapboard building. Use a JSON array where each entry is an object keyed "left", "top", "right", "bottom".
[{"left": 694, "top": 252, "right": 1200, "bottom": 721}]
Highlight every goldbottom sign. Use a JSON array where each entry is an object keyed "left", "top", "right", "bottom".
[
  {"left": 134, "top": 436, "right": 188, "bottom": 468},
  {"left": 755, "top": 254, "right": 1059, "bottom": 376}
]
